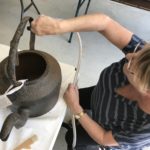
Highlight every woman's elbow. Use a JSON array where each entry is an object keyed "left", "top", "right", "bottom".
[{"left": 91, "top": 13, "right": 112, "bottom": 31}]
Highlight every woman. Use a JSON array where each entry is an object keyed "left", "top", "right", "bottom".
[{"left": 31, "top": 13, "right": 150, "bottom": 149}]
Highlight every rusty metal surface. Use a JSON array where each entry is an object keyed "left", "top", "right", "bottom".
[{"left": 111, "top": 0, "right": 150, "bottom": 11}]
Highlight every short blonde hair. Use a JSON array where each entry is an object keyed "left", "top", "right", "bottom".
[{"left": 134, "top": 43, "right": 150, "bottom": 92}]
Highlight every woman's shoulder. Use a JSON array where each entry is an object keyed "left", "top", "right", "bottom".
[{"left": 100, "top": 58, "right": 128, "bottom": 88}]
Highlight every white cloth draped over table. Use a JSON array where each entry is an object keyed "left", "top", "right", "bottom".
[{"left": 0, "top": 44, "right": 75, "bottom": 150}]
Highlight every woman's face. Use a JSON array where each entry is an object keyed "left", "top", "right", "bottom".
[{"left": 123, "top": 50, "right": 146, "bottom": 94}]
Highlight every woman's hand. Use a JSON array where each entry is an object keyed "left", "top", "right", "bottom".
[
  {"left": 31, "top": 15, "right": 61, "bottom": 35},
  {"left": 63, "top": 83, "right": 83, "bottom": 114}
]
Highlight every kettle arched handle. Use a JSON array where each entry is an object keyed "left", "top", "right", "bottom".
[
  {"left": 0, "top": 109, "right": 30, "bottom": 141},
  {"left": 7, "top": 16, "right": 35, "bottom": 87}
]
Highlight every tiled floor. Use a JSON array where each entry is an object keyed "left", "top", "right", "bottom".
[{"left": 0, "top": 0, "right": 149, "bottom": 149}]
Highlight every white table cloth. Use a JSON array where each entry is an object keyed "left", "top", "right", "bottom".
[{"left": 0, "top": 44, "right": 75, "bottom": 150}]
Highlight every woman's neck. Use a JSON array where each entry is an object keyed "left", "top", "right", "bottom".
[
  {"left": 116, "top": 84, "right": 141, "bottom": 101},
  {"left": 138, "top": 93, "right": 150, "bottom": 114},
  {"left": 116, "top": 84, "right": 150, "bottom": 114}
]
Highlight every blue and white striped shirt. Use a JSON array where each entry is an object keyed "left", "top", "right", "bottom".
[{"left": 91, "top": 35, "right": 150, "bottom": 150}]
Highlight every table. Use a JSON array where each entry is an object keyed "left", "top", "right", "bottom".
[{"left": 0, "top": 44, "right": 75, "bottom": 150}]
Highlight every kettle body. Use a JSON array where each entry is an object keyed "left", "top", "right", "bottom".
[{"left": 0, "top": 17, "right": 62, "bottom": 141}]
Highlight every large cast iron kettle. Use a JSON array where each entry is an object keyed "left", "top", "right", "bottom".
[{"left": 0, "top": 17, "right": 62, "bottom": 141}]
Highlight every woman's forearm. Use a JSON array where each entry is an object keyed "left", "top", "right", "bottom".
[
  {"left": 31, "top": 13, "right": 109, "bottom": 35},
  {"left": 78, "top": 112, "right": 119, "bottom": 146},
  {"left": 58, "top": 13, "right": 110, "bottom": 33},
  {"left": 59, "top": 13, "right": 132, "bottom": 49}
]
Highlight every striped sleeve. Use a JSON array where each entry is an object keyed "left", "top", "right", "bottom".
[
  {"left": 112, "top": 124, "right": 150, "bottom": 149},
  {"left": 122, "top": 34, "right": 146, "bottom": 55}
]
